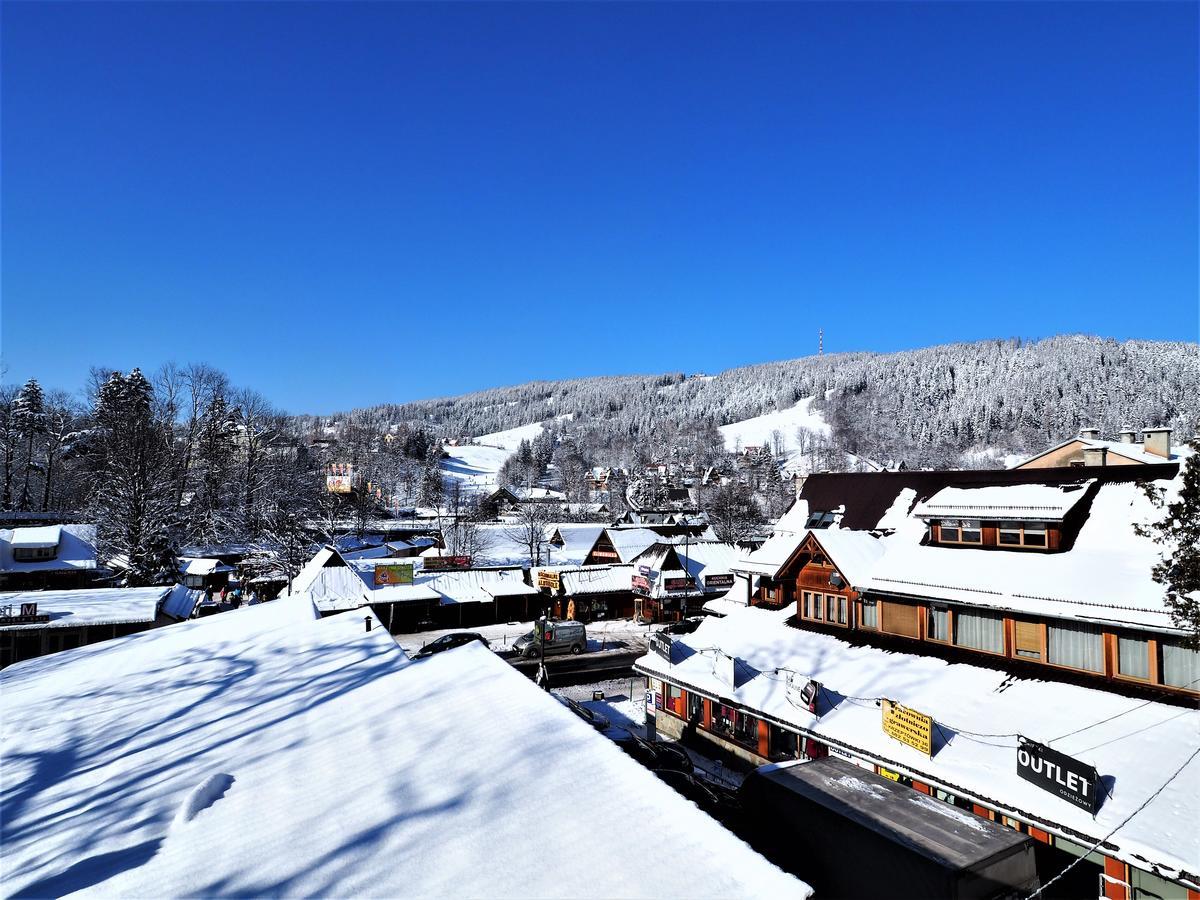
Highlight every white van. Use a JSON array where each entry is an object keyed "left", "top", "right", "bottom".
[{"left": 514, "top": 620, "right": 587, "bottom": 658}]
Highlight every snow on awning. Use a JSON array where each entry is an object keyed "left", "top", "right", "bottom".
[{"left": 913, "top": 482, "right": 1093, "bottom": 522}]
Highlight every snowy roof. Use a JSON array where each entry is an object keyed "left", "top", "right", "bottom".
[
  {"left": 636, "top": 605, "right": 1200, "bottom": 885},
  {"left": 550, "top": 564, "right": 634, "bottom": 596},
  {"left": 178, "top": 557, "right": 236, "bottom": 576},
  {"left": 9, "top": 525, "right": 61, "bottom": 549},
  {"left": 162, "top": 584, "right": 204, "bottom": 620},
  {"left": 809, "top": 530, "right": 886, "bottom": 589},
  {"left": 1, "top": 599, "right": 808, "bottom": 899},
  {"left": 604, "top": 527, "right": 675, "bottom": 562},
  {"left": 868, "top": 478, "right": 1189, "bottom": 633},
  {"left": 912, "top": 482, "right": 1093, "bottom": 522},
  {"left": 430, "top": 568, "right": 538, "bottom": 604},
  {"left": 0, "top": 586, "right": 168, "bottom": 631},
  {"left": 0, "top": 524, "right": 97, "bottom": 573},
  {"left": 736, "top": 531, "right": 807, "bottom": 578},
  {"left": 771, "top": 499, "right": 811, "bottom": 536},
  {"left": 548, "top": 524, "right": 606, "bottom": 565},
  {"left": 1015, "top": 436, "right": 1179, "bottom": 468}
]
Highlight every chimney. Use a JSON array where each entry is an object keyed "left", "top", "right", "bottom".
[
  {"left": 1082, "top": 446, "right": 1108, "bottom": 467},
  {"left": 1118, "top": 429, "right": 1137, "bottom": 444},
  {"left": 1143, "top": 427, "right": 1172, "bottom": 459},
  {"left": 1079, "top": 427, "right": 1101, "bottom": 441}
]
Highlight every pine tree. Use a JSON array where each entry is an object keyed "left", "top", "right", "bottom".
[
  {"left": 1138, "top": 440, "right": 1200, "bottom": 643},
  {"left": 13, "top": 378, "right": 46, "bottom": 511}
]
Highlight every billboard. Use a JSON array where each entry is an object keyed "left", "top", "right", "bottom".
[
  {"left": 326, "top": 474, "right": 355, "bottom": 494},
  {"left": 881, "top": 699, "right": 933, "bottom": 756},
  {"left": 374, "top": 562, "right": 414, "bottom": 586},
  {"left": 1017, "top": 738, "right": 1099, "bottom": 813},
  {"left": 631, "top": 575, "right": 652, "bottom": 595},
  {"left": 537, "top": 570, "right": 562, "bottom": 591},
  {"left": 423, "top": 555, "right": 472, "bottom": 571}
]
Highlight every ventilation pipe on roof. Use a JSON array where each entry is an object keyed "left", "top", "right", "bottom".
[
  {"left": 1143, "top": 427, "right": 1172, "bottom": 459},
  {"left": 1118, "top": 429, "right": 1137, "bottom": 444},
  {"left": 1079, "top": 427, "right": 1101, "bottom": 441},
  {"left": 1082, "top": 447, "right": 1108, "bottom": 467}
]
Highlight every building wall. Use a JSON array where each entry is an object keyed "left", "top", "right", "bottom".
[{"left": 1018, "top": 441, "right": 1143, "bottom": 469}]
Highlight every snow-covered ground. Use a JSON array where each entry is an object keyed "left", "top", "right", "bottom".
[
  {"left": 475, "top": 421, "right": 546, "bottom": 451},
  {"left": 719, "top": 397, "right": 830, "bottom": 453}
]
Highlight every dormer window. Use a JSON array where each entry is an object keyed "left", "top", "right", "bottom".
[
  {"left": 938, "top": 519, "right": 981, "bottom": 544},
  {"left": 999, "top": 521, "right": 1047, "bottom": 548},
  {"left": 13, "top": 546, "right": 56, "bottom": 561},
  {"left": 806, "top": 511, "right": 836, "bottom": 529}
]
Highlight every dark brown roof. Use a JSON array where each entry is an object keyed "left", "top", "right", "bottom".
[{"left": 798, "top": 463, "right": 1179, "bottom": 531}]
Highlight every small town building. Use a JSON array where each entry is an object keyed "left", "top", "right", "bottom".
[
  {"left": 0, "top": 524, "right": 99, "bottom": 590},
  {"left": 532, "top": 564, "right": 635, "bottom": 622},
  {"left": 0, "top": 586, "right": 172, "bottom": 668},
  {"left": 177, "top": 557, "right": 236, "bottom": 590},
  {"left": 1014, "top": 426, "right": 1179, "bottom": 469}
]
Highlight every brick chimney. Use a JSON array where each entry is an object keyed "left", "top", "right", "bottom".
[
  {"left": 1118, "top": 429, "right": 1137, "bottom": 444},
  {"left": 1082, "top": 446, "right": 1108, "bottom": 467},
  {"left": 1079, "top": 427, "right": 1101, "bottom": 441},
  {"left": 1143, "top": 427, "right": 1172, "bottom": 459}
]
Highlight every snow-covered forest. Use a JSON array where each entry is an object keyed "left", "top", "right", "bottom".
[{"left": 317, "top": 336, "right": 1199, "bottom": 469}]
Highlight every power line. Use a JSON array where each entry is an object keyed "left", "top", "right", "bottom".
[{"left": 1024, "top": 744, "right": 1200, "bottom": 900}]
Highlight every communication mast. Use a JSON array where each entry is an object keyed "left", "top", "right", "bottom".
[{"left": 818, "top": 328, "right": 824, "bottom": 356}]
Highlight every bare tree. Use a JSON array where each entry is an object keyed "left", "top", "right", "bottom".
[{"left": 503, "top": 502, "right": 560, "bottom": 567}]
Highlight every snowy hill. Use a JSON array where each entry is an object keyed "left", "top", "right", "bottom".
[{"left": 719, "top": 398, "right": 830, "bottom": 453}]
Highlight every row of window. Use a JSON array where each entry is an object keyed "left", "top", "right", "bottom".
[
  {"left": 801, "top": 591, "right": 847, "bottom": 626},
  {"left": 936, "top": 520, "right": 1049, "bottom": 548},
  {"left": 12, "top": 546, "right": 57, "bottom": 561},
  {"left": 860, "top": 599, "right": 1200, "bottom": 691}
]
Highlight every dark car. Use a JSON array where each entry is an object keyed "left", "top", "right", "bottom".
[
  {"left": 666, "top": 617, "right": 704, "bottom": 635},
  {"left": 559, "top": 697, "right": 611, "bottom": 732},
  {"left": 614, "top": 735, "right": 694, "bottom": 774},
  {"left": 414, "top": 632, "right": 489, "bottom": 658},
  {"left": 656, "top": 769, "right": 741, "bottom": 820}
]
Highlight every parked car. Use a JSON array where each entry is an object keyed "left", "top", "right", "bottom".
[
  {"left": 666, "top": 617, "right": 704, "bottom": 635},
  {"left": 415, "top": 632, "right": 489, "bottom": 658},
  {"left": 655, "top": 769, "right": 741, "bottom": 820},
  {"left": 514, "top": 620, "right": 586, "bottom": 658},
  {"left": 559, "top": 696, "right": 611, "bottom": 732},
  {"left": 614, "top": 735, "right": 694, "bottom": 774}
]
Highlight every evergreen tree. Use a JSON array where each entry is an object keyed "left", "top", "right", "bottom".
[
  {"left": 13, "top": 378, "right": 46, "bottom": 510},
  {"left": 1138, "top": 440, "right": 1200, "bottom": 643}
]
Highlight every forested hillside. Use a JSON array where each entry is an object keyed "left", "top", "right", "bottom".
[{"left": 317, "top": 336, "right": 1199, "bottom": 469}]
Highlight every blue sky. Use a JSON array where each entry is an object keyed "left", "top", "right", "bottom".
[{"left": 2, "top": 2, "right": 1196, "bottom": 413}]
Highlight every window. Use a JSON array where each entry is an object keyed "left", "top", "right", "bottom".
[
  {"left": 1161, "top": 642, "right": 1200, "bottom": 690},
  {"left": 12, "top": 546, "right": 55, "bottom": 561},
  {"left": 806, "top": 511, "right": 836, "bottom": 528},
  {"left": 954, "top": 610, "right": 1003, "bottom": 654},
  {"left": 802, "top": 591, "right": 820, "bottom": 621},
  {"left": 1014, "top": 620, "right": 1042, "bottom": 660},
  {"left": 1047, "top": 623, "right": 1103, "bottom": 672},
  {"left": 711, "top": 704, "right": 735, "bottom": 735},
  {"left": 823, "top": 595, "right": 844, "bottom": 626},
  {"left": 881, "top": 602, "right": 920, "bottom": 639},
  {"left": 939, "top": 520, "right": 981, "bottom": 544},
  {"left": 687, "top": 691, "right": 704, "bottom": 722},
  {"left": 860, "top": 600, "right": 878, "bottom": 630},
  {"left": 1118, "top": 635, "right": 1150, "bottom": 681},
  {"left": 665, "top": 683, "right": 685, "bottom": 716},
  {"left": 769, "top": 724, "right": 799, "bottom": 761},
  {"left": 999, "top": 521, "right": 1050, "bottom": 548},
  {"left": 1129, "top": 864, "right": 1189, "bottom": 899},
  {"left": 927, "top": 606, "right": 950, "bottom": 642},
  {"left": 733, "top": 711, "right": 759, "bottom": 748}
]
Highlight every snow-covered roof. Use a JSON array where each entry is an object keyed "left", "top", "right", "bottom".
[
  {"left": 809, "top": 530, "right": 886, "bottom": 589},
  {"left": 912, "top": 482, "right": 1093, "bottom": 522},
  {"left": 178, "top": 557, "right": 236, "bottom": 576},
  {"left": 868, "top": 478, "right": 1189, "bottom": 633},
  {"left": 736, "top": 531, "right": 807, "bottom": 578},
  {"left": 0, "top": 524, "right": 97, "bottom": 572},
  {"left": 604, "top": 527, "right": 666, "bottom": 561},
  {"left": 636, "top": 605, "right": 1200, "bottom": 885},
  {"left": 1015, "top": 436, "right": 1179, "bottom": 468},
  {"left": 548, "top": 524, "right": 606, "bottom": 565},
  {"left": 431, "top": 568, "right": 538, "bottom": 604},
  {"left": 8, "top": 525, "right": 61, "bottom": 549},
  {"left": 162, "top": 584, "right": 204, "bottom": 620},
  {"left": 1, "top": 599, "right": 808, "bottom": 899},
  {"left": 0, "top": 586, "right": 168, "bottom": 631},
  {"left": 551, "top": 564, "right": 634, "bottom": 596},
  {"left": 771, "top": 499, "right": 811, "bottom": 537}
]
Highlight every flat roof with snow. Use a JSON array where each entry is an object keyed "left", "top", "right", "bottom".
[
  {"left": 0, "top": 586, "right": 168, "bottom": 631},
  {"left": 1, "top": 598, "right": 809, "bottom": 899}
]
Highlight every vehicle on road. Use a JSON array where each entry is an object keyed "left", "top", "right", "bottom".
[
  {"left": 613, "top": 735, "right": 694, "bottom": 774},
  {"left": 559, "top": 696, "right": 611, "bottom": 732},
  {"left": 656, "top": 769, "right": 741, "bottom": 820},
  {"left": 514, "top": 620, "right": 586, "bottom": 658},
  {"left": 414, "top": 632, "right": 490, "bottom": 658}
]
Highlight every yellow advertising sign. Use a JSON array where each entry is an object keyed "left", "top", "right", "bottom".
[
  {"left": 374, "top": 562, "right": 414, "bottom": 586},
  {"left": 881, "top": 699, "right": 933, "bottom": 756},
  {"left": 537, "top": 570, "right": 561, "bottom": 591}
]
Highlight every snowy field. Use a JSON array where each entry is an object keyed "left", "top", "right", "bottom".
[{"left": 719, "top": 398, "right": 829, "bottom": 452}]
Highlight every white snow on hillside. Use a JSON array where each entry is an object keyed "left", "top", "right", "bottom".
[
  {"left": 476, "top": 421, "right": 546, "bottom": 452},
  {"left": 719, "top": 398, "right": 829, "bottom": 453},
  {"left": 440, "top": 444, "right": 510, "bottom": 494}
]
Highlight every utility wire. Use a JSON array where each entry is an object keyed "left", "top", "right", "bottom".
[{"left": 1024, "top": 744, "right": 1200, "bottom": 900}]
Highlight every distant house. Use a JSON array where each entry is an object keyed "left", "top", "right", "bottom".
[
  {"left": 1013, "top": 426, "right": 1179, "bottom": 469},
  {"left": 177, "top": 557, "right": 236, "bottom": 590},
  {"left": 0, "top": 525, "right": 100, "bottom": 590}
]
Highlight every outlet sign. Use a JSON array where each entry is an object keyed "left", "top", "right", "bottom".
[
  {"left": 1017, "top": 738, "right": 1099, "bottom": 814},
  {"left": 650, "top": 631, "right": 673, "bottom": 662}
]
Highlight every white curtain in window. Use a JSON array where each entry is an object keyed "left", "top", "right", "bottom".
[
  {"left": 955, "top": 611, "right": 1002, "bottom": 653},
  {"left": 861, "top": 602, "right": 878, "bottom": 628},
  {"left": 928, "top": 607, "right": 950, "bottom": 641},
  {"left": 1162, "top": 643, "right": 1200, "bottom": 689},
  {"left": 1048, "top": 623, "right": 1103, "bottom": 672},
  {"left": 1117, "top": 636, "right": 1149, "bottom": 679}
]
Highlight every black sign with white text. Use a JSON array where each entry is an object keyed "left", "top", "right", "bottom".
[
  {"left": 650, "top": 631, "right": 673, "bottom": 662},
  {"left": 1017, "top": 738, "right": 1099, "bottom": 814}
]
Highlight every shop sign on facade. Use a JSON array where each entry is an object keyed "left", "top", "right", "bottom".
[
  {"left": 881, "top": 699, "right": 933, "bottom": 756},
  {"left": 704, "top": 573, "right": 735, "bottom": 589},
  {"left": 536, "top": 570, "right": 561, "bottom": 591},
  {"left": 1017, "top": 738, "right": 1099, "bottom": 814}
]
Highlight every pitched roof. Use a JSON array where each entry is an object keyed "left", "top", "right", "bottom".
[
  {"left": 1, "top": 599, "right": 808, "bottom": 899},
  {"left": 0, "top": 586, "right": 169, "bottom": 631},
  {"left": 0, "top": 524, "right": 97, "bottom": 573}
]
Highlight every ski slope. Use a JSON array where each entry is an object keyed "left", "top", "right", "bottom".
[{"left": 719, "top": 397, "right": 830, "bottom": 453}]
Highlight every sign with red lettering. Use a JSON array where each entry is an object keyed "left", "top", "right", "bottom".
[
  {"left": 1017, "top": 738, "right": 1099, "bottom": 814},
  {"left": 423, "top": 555, "right": 471, "bottom": 571}
]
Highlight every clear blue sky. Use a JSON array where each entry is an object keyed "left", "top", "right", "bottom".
[{"left": 2, "top": 2, "right": 1196, "bottom": 413}]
